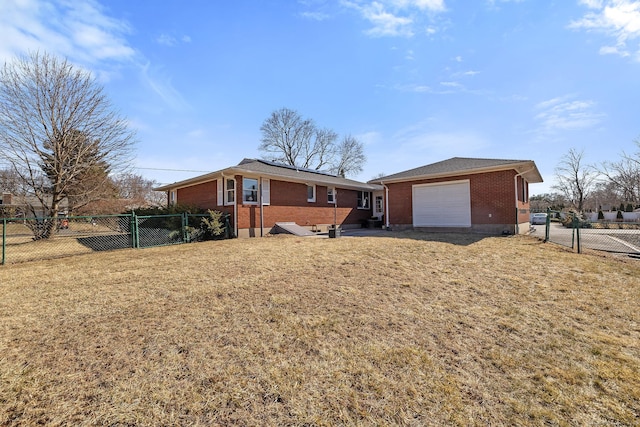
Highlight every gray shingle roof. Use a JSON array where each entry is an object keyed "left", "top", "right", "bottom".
[
  {"left": 155, "top": 159, "right": 381, "bottom": 191},
  {"left": 368, "top": 157, "right": 543, "bottom": 184}
]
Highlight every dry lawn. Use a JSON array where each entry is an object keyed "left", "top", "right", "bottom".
[{"left": 0, "top": 232, "right": 638, "bottom": 426}]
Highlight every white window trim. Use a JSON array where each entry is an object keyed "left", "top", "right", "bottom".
[
  {"left": 307, "top": 184, "right": 316, "bottom": 203},
  {"left": 261, "top": 178, "right": 270, "bottom": 205},
  {"left": 224, "top": 178, "right": 235, "bottom": 206},
  {"left": 357, "top": 191, "right": 370, "bottom": 210},
  {"left": 243, "top": 177, "right": 259, "bottom": 205},
  {"left": 217, "top": 178, "right": 223, "bottom": 206},
  {"left": 169, "top": 190, "right": 176, "bottom": 205},
  {"left": 327, "top": 187, "right": 335, "bottom": 204}
]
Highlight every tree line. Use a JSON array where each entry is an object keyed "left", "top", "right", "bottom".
[{"left": 533, "top": 143, "right": 640, "bottom": 213}]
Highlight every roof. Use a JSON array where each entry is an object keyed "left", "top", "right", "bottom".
[
  {"left": 154, "top": 158, "right": 382, "bottom": 192},
  {"left": 368, "top": 157, "right": 543, "bottom": 184}
]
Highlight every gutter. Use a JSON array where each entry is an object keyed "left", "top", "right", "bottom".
[{"left": 514, "top": 167, "right": 535, "bottom": 234}]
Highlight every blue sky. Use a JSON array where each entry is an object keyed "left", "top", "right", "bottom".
[{"left": 1, "top": 0, "right": 639, "bottom": 195}]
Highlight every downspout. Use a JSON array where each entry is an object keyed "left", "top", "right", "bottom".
[
  {"left": 259, "top": 177, "right": 264, "bottom": 237},
  {"left": 514, "top": 167, "right": 535, "bottom": 234},
  {"left": 382, "top": 182, "right": 390, "bottom": 230}
]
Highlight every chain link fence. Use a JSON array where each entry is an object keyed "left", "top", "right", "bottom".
[
  {"left": 534, "top": 209, "right": 640, "bottom": 257},
  {"left": 1, "top": 212, "right": 232, "bottom": 265}
]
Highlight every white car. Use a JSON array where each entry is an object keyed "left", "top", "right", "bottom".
[{"left": 530, "top": 213, "right": 548, "bottom": 225}]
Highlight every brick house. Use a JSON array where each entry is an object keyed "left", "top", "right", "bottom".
[
  {"left": 368, "top": 157, "right": 543, "bottom": 235},
  {"left": 154, "top": 159, "right": 382, "bottom": 237}
]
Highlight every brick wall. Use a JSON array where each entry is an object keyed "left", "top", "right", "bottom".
[
  {"left": 238, "top": 179, "right": 371, "bottom": 230},
  {"left": 176, "top": 181, "right": 218, "bottom": 208},
  {"left": 175, "top": 177, "right": 372, "bottom": 235},
  {"left": 387, "top": 170, "right": 529, "bottom": 231}
]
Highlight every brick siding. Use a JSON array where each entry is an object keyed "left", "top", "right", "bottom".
[
  {"left": 387, "top": 170, "right": 530, "bottom": 231},
  {"left": 175, "top": 177, "right": 372, "bottom": 234}
]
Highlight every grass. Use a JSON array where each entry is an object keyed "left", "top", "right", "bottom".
[{"left": 0, "top": 232, "right": 638, "bottom": 426}]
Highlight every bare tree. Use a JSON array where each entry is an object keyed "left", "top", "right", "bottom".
[
  {"left": 0, "top": 52, "right": 135, "bottom": 237},
  {"left": 0, "top": 167, "right": 23, "bottom": 195},
  {"left": 260, "top": 108, "right": 318, "bottom": 168},
  {"left": 587, "top": 180, "right": 623, "bottom": 211},
  {"left": 330, "top": 135, "right": 366, "bottom": 177},
  {"left": 529, "top": 192, "right": 567, "bottom": 212},
  {"left": 259, "top": 108, "right": 366, "bottom": 177},
  {"left": 599, "top": 139, "right": 640, "bottom": 205},
  {"left": 113, "top": 173, "right": 165, "bottom": 207},
  {"left": 552, "top": 148, "right": 599, "bottom": 212}
]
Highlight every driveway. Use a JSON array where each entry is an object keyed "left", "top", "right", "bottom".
[{"left": 530, "top": 222, "right": 640, "bottom": 254}]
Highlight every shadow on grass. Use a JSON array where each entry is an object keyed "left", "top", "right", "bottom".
[
  {"left": 77, "top": 234, "right": 132, "bottom": 251},
  {"left": 341, "top": 228, "right": 496, "bottom": 246}
]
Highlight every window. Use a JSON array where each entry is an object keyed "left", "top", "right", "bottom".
[
  {"left": 327, "top": 187, "right": 335, "bottom": 204},
  {"left": 225, "top": 178, "right": 235, "bottom": 205},
  {"left": 243, "top": 178, "right": 258, "bottom": 203},
  {"left": 307, "top": 185, "right": 316, "bottom": 202},
  {"left": 169, "top": 190, "right": 176, "bottom": 205},
  {"left": 357, "top": 191, "right": 370, "bottom": 209}
]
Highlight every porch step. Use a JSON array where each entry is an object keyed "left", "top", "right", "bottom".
[{"left": 274, "top": 222, "right": 316, "bottom": 237}]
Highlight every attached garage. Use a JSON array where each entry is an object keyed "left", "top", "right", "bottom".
[{"left": 412, "top": 180, "right": 471, "bottom": 227}]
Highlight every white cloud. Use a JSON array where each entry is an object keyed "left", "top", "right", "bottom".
[
  {"left": 0, "top": 0, "right": 135, "bottom": 66},
  {"left": 361, "top": 2, "right": 415, "bottom": 37},
  {"left": 157, "top": 33, "right": 192, "bottom": 47},
  {"left": 579, "top": 0, "right": 605, "bottom": 9},
  {"left": 534, "top": 95, "right": 606, "bottom": 131},
  {"left": 0, "top": 0, "right": 189, "bottom": 111},
  {"left": 139, "top": 63, "right": 191, "bottom": 112},
  {"left": 389, "top": 124, "right": 490, "bottom": 163},
  {"left": 388, "top": 0, "right": 445, "bottom": 11},
  {"left": 570, "top": 0, "right": 640, "bottom": 60},
  {"left": 599, "top": 44, "right": 631, "bottom": 55},
  {"left": 187, "top": 129, "right": 205, "bottom": 138},
  {"left": 395, "top": 83, "right": 432, "bottom": 92},
  {"left": 300, "top": 11, "right": 331, "bottom": 20},
  {"left": 440, "top": 81, "right": 463, "bottom": 88},
  {"left": 157, "top": 34, "right": 178, "bottom": 47},
  {"left": 354, "top": 131, "right": 383, "bottom": 145},
  {"left": 341, "top": 0, "right": 447, "bottom": 38}
]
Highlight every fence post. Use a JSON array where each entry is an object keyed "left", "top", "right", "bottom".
[
  {"left": 130, "top": 212, "right": 139, "bottom": 249},
  {"left": 182, "top": 213, "right": 189, "bottom": 243},
  {"left": 545, "top": 208, "right": 551, "bottom": 242},
  {"left": 576, "top": 217, "right": 581, "bottom": 254},
  {"left": 2, "top": 218, "right": 6, "bottom": 265}
]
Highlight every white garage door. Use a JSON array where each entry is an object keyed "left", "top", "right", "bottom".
[{"left": 412, "top": 180, "right": 471, "bottom": 227}]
